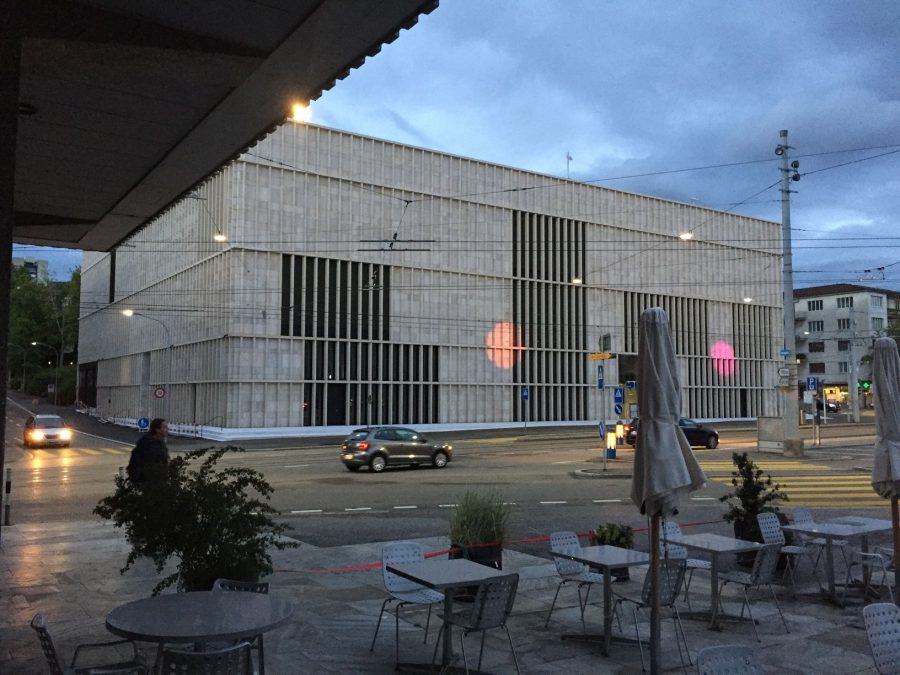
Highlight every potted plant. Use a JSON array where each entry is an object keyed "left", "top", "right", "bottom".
[
  {"left": 448, "top": 491, "right": 510, "bottom": 600},
  {"left": 95, "top": 446, "right": 298, "bottom": 595},
  {"left": 591, "top": 522, "right": 635, "bottom": 580},
  {"left": 719, "top": 452, "right": 789, "bottom": 564}
]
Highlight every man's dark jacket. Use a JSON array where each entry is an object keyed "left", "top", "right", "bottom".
[{"left": 127, "top": 435, "right": 169, "bottom": 483}]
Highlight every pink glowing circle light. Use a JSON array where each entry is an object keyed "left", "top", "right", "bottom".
[
  {"left": 486, "top": 321, "right": 525, "bottom": 369},
  {"left": 711, "top": 340, "right": 736, "bottom": 377}
]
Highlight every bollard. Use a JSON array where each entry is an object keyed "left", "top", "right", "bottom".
[
  {"left": 118, "top": 466, "right": 126, "bottom": 481},
  {"left": 4, "top": 468, "right": 11, "bottom": 527}
]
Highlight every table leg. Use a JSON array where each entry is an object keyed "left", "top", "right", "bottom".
[
  {"left": 825, "top": 536, "right": 836, "bottom": 599},
  {"left": 602, "top": 568, "right": 612, "bottom": 657},
  {"left": 441, "top": 590, "right": 453, "bottom": 667},
  {"left": 709, "top": 554, "right": 720, "bottom": 630}
]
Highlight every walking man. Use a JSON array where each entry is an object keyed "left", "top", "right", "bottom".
[{"left": 126, "top": 418, "right": 170, "bottom": 483}]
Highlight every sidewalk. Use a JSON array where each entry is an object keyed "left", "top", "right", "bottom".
[{"left": 0, "top": 519, "right": 880, "bottom": 674}]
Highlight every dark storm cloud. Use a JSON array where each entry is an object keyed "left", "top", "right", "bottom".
[{"left": 315, "top": 0, "right": 900, "bottom": 290}]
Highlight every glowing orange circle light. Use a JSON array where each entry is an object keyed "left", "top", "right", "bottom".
[{"left": 486, "top": 321, "right": 525, "bottom": 369}]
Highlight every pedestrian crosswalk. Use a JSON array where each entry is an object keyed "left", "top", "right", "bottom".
[
  {"left": 29, "top": 447, "right": 129, "bottom": 459},
  {"left": 700, "top": 460, "right": 882, "bottom": 508}
]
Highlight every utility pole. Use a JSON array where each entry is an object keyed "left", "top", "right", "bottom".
[
  {"left": 777, "top": 130, "right": 804, "bottom": 456},
  {"left": 849, "top": 314, "right": 860, "bottom": 423}
]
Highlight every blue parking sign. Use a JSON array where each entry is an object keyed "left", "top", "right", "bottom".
[
  {"left": 807, "top": 377, "right": 817, "bottom": 391},
  {"left": 522, "top": 386, "right": 529, "bottom": 401}
]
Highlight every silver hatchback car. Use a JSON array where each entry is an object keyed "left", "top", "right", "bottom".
[
  {"left": 23, "top": 414, "right": 73, "bottom": 448},
  {"left": 340, "top": 426, "right": 453, "bottom": 473}
]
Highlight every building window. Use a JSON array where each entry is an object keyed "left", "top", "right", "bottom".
[
  {"left": 808, "top": 321, "right": 824, "bottom": 332},
  {"left": 807, "top": 299, "right": 823, "bottom": 311},
  {"left": 808, "top": 341, "right": 825, "bottom": 353},
  {"left": 839, "top": 362, "right": 849, "bottom": 373},
  {"left": 837, "top": 296, "right": 853, "bottom": 309},
  {"left": 809, "top": 362, "right": 826, "bottom": 374},
  {"left": 837, "top": 318, "right": 851, "bottom": 330},
  {"left": 873, "top": 317, "right": 885, "bottom": 331},
  {"left": 871, "top": 295, "right": 883, "bottom": 308},
  {"left": 838, "top": 340, "right": 850, "bottom": 351}
]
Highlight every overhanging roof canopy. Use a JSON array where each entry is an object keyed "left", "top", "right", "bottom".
[{"left": 13, "top": 0, "right": 437, "bottom": 251}]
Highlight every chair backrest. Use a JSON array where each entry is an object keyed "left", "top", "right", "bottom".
[
  {"left": 748, "top": 544, "right": 781, "bottom": 586},
  {"left": 469, "top": 573, "right": 519, "bottom": 631},
  {"left": 550, "top": 530, "right": 587, "bottom": 576},
  {"left": 696, "top": 644, "right": 761, "bottom": 674},
  {"left": 159, "top": 642, "right": 253, "bottom": 675},
  {"left": 382, "top": 541, "right": 427, "bottom": 594},
  {"left": 864, "top": 603, "right": 900, "bottom": 675},
  {"left": 791, "top": 506, "right": 815, "bottom": 527},
  {"left": 660, "top": 520, "right": 688, "bottom": 560},
  {"left": 640, "top": 560, "right": 686, "bottom": 607},
  {"left": 30, "top": 614, "right": 64, "bottom": 675},
  {"left": 213, "top": 578, "right": 270, "bottom": 594},
  {"left": 756, "top": 512, "right": 786, "bottom": 546}
]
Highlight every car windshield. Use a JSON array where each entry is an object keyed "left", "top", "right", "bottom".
[
  {"left": 348, "top": 430, "right": 369, "bottom": 441},
  {"left": 35, "top": 417, "right": 64, "bottom": 429}
]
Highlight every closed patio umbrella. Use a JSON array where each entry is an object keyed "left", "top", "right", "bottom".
[
  {"left": 630, "top": 307, "right": 706, "bottom": 673},
  {"left": 870, "top": 336, "right": 900, "bottom": 598}
]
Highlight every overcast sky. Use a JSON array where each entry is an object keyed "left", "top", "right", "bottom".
[{"left": 19, "top": 0, "right": 900, "bottom": 291}]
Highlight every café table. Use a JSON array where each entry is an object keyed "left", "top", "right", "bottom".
[
  {"left": 549, "top": 544, "right": 650, "bottom": 656},
  {"left": 106, "top": 590, "right": 292, "bottom": 673},
  {"left": 782, "top": 515, "right": 892, "bottom": 605},
  {"left": 387, "top": 557, "right": 509, "bottom": 674},
  {"left": 664, "top": 532, "right": 761, "bottom": 629}
]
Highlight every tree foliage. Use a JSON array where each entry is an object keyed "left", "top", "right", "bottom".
[{"left": 94, "top": 446, "right": 298, "bottom": 595}]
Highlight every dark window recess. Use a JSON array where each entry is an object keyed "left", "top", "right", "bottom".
[
  {"left": 339, "top": 260, "right": 348, "bottom": 339},
  {"left": 838, "top": 340, "right": 850, "bottom": 352},
  {"left": 361, "top": 263, "right": 370, "bottom": 340},
  {"left": 350, "top": 263, "right": 359, "bottom": 340},
  {"left": 327, "top": 260, "right": 338, "bottom": 338},
  {"left": 371, "top": 344, "right": 380, "bottom": 382},
  {"left": 315, "top": 341, "right": 325, "bottom": 380},
  {"left": 382, "top": 267, "right": 391, "bottom": 340},
  {"left": 809, "top": 362, "right": 826, "bottom": 374},
  {"left": 108, "top": 250, "right": 117, "bottom": 303},
  {"left": 304, "top": 259, "right": 314, "bottom": 337},
  {"left": 327, "top": 341, "right": 335, "bottom": 380},
  {"left": 281, "top": 255, "right": 291, "bottom": 336},
  {"left": 78, "top": 362, "right": 98, "bottom": 407},
  {"left": 809, "top": 342, "right": 826, "bottom": 353},
  {"left": 303, "top": 382, "right": 312, "bottom": 426},
  {"left": 315, "top": 259, "right": 326, "bottom": 338},
  {"left": 393, "top": 344, "right": 401, "bottom": 381}
]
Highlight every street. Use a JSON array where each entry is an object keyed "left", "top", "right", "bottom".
[{"left": 4, "top": 398, "right": 882, "bottom": 554}]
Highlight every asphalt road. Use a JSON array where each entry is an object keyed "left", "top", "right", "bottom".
[{"left": 3, "top": 398, "right": 882, "bottom": 557}]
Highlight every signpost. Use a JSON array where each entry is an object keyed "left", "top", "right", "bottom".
[
  {"left": 588, "top": 353, "right": 614, "bottom": 360},
  {"left": 522, "top": 386, "right": 529, "bottom": 430}
]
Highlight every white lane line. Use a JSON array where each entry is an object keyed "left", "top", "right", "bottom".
[
  {"left": 552, "top": 460, "right": 584, "bottom": 465},
  {"left": 691, "top": 497, "right": 717, "bottom": 501},
  {"left": 393, "top": 505, "right": 417, "bottom": 510},
  {"left": 345, "top": 507, "right": 372, "bottom": 512},
  {"left": 284, "top": 464, "right": 308, "bottom": 468},
  {"left": 540, "top": 500, "right": 568, "bottom": 505},
  {"left": 290, "top": 509, "right": 323, "bottom": 514},
  {"left": 503, "top": 502, "right": 518, "bottom": 506},
  {"left": 593, "top": 499, "right": 623, "bottom": 503},
  {"left": 439, "top": 504, "right": 457, "bottom": 508}
]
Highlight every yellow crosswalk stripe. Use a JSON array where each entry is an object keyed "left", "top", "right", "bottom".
[
  {"left": 99, "top": 448, "right": 127, "bottom": 455},
  {"left": 78, "top": 448, "right": 102, "bottom": 455}
]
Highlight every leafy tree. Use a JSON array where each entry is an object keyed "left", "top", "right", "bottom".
[{"left": 719, "top": 452, "right": 788, "bottom": 543}]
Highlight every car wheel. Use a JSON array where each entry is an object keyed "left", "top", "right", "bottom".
[
  {"left": 706, "top": 436, "right": 718, "bottom": 449},
  {"left": 432, "top": 451, "right": 448, "bottom": 468},
  {"left": 346, "top": 465, "right": 360, "bottom": 472},
  {"left": 369, "top": 454, "right": 387, "bottom": 473}
]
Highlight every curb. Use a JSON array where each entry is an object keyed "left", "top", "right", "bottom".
[{"left": 573, "top": 468, "right": 633, "bottom": 479}]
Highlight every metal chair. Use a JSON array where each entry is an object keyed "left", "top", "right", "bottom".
[
  {"left": 30, "top": 614, "right": 148, "bottom": 675},
  {"left": 843, "top": 547, "right": 895, "bottom": 605},
  {"left": 660, "top": 520, "right": 712, "bottom": 611},
  {"left": 863, "top": 603, "right": 900, "bottom": 675},
  {"left": 714, "top": 544, "right": 790, "bottom": 642},
  {"left": 433, "top": 573, "right": 520, "bottom": 674},
  {"left": 370, "top": 541, "right": 444, "bottom": 665},
  {"left": 790, "top": 506, "right": 849, "bottom": 573},
  {"left": 545, "top": 530, "right": 605, "bottom": 631},
  {"left": 212, "top": 578, "right": 269, "bottom": 674},
  {"left": 696, "top": 644, "right": 761, "bottom": 674},
  {"left": 757, "top": 511, "right": 817, "bottom": 594},
  {"left": 158, "top": 642, "right": 254, "bottom": 675},
  {"left": 612, "top": 560, "right": 691, "bottom": 672}
]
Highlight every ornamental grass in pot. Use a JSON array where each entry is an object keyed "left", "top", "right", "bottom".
[
  {"left": 449, "top": 490, "right": 511, "bottom": 601},
  {"left": 591, "top": 522, "right": 635, "bottom": 580}
]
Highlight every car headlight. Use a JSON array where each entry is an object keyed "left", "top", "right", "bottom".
[
  {"left": 30, "top": 430, "right": 45, "bottom": 441},
  {"left": 60, "top": 429, "right": 72, "bottom": 441}
]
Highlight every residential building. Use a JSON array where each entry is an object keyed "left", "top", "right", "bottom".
[
  {"left": 12, "top": 257, "right": 49, "bottom": 284},
  {"left": 78, "top": 124, "right": 784, "bottom": 438}
]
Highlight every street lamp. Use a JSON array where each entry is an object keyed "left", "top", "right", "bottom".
[
  {"left": 122, "top": 310, "right": 173, "bottom": 420},
  {"left": 30, "top": 340, "right": 60, "bottom": 405}
]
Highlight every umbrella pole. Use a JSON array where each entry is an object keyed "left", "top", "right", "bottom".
[
  {"left": 650, "top": 513, "right": 661, "bottom": 674},
  {"left": 893, "top": 498, "right": 899, "bottom": 604}
]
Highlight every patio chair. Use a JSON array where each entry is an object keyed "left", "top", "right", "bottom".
[
  {"left": 212, "top": 578, "right": 269, "bottom": 674},
  {"left": 545, "top": 530, "right": 605, "bottom": 631},
  {"left": 843, "top": 547, "right": 895, "bottom": 605},
  {"left": 713, "top": 543, "right": 789, "bottom": 642},
  {"left": 432, "top": 573, "right": 520, "bottom": 674},
  {"left": 30, "top": 613, "right": 148, "bottom": 675},
  {"left": 696, "top": 644, "right": 761, "bottom": 674},
  {"left": 370, "top": 541, "right": 444, "bottom": 665},
  {"left": 612, "top": 560, "right": 691, "bottom": 671},
  {"left": 660, "top": 519, "right": 712, "bottom": 611},
  {"left": 790, "top": 506, "right": 849, "bottom": 573},
  {"left": 757, "top": 511, "right": 817, "bottom": 594},
  {"left": 863, "top": 602, "right": 900, "bottom": 675},
  {"left": 158, "top": 642, "right": 254, "bottom": 675}
]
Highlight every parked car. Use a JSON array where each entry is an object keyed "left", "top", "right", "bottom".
[
  {"left": 23, "top": 414, "right": 73, "bottom": 448},
  {"left": 340, "top": 426, "right": 453, "bottom": 473},
  {"left": 626, "top": 417, "right": 719, "bottom": 449},
  {"left": 815, "top": 399, "right": 840, "bottom": 413}
]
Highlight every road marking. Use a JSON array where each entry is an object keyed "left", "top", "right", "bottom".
[
  {"left": 503, "top": 502, "right": 518, "bottom": 506},
  {"left": 69, "top": 430, "right": 133, "bottom": 447},
  {"left": 540, "top": 500, "right": 568, "bottom": 505},
  {"left": 393, "top": 505, "right": 417, "bottom": 510},
  {"left": 100, "top": 448, "right": 126, "bottom": 455},
  {"left": 593, "top": 499, "right": 623, "bottom": 503},
  {"left": 345, "top": 507, "right": 372, "bottom": 512},
  {"left": 552, "top": 460, "right": 584, "bottom": 465},
  {"left": 290, "top": 509, "right": 322, "bottom": 514},
  {"left": 284, "top": 464, "right": 308, "bottom": 468},
  {"left": 691, "top": 497, "right": 717, "bottom": 501},
  {"left": 79, "top": 448, "right": 102, "bottom": 455},
  {"left": 439, "top": 504, "right": 457, "bottom": 508}
]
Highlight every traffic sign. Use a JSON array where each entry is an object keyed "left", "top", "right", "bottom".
[
  {"left": 780, "top": 348, "right": 791, "bottom": 358},
  {"left": 588, "top": 353, "right": 614, "bottom": 360},
  {"left": 614, "top": 387, "right": 624, "bottom": 404},
  {"left": 777, "top": 367, "right": 790, "bottom": 377},
  {"left": 625, "top": 380, "right": 636, "bottom": 390},
  {"left": 597, "top": 365, "right": 604, "bottom": 389},
  {"left": 807, "top": 377, "right": 817, "bottom": 391},
  {"left": 522, "top": 386, "right": 529, "bottom": 401},
  {"left": 137, "top": 417, "right": 150, "bottom": 431},
  {"left": 153, "top": 386, "right": 166, "bottom": 399},
  {"left": 614, "top": 403, "right": 623, "bottom": 415}
]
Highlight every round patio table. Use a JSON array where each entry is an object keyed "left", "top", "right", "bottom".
[{"left": 106, "top": 591, "right": 293, "bottom": 644}]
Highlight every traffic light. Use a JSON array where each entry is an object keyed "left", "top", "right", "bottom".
[{"left": 859, "top": 380, "right": 871, "bottom": 391}]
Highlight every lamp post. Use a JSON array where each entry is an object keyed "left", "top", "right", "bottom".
[
  {"left": 122, "top": 310, "right": 172, "bottom": 420},
  {"left": 30, "top": 340, "right": 60, "bottom": 405}
]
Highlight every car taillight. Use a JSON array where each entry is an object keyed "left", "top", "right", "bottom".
[{"left": 357, "top": 441, "right": 370, "bottom": 450}]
